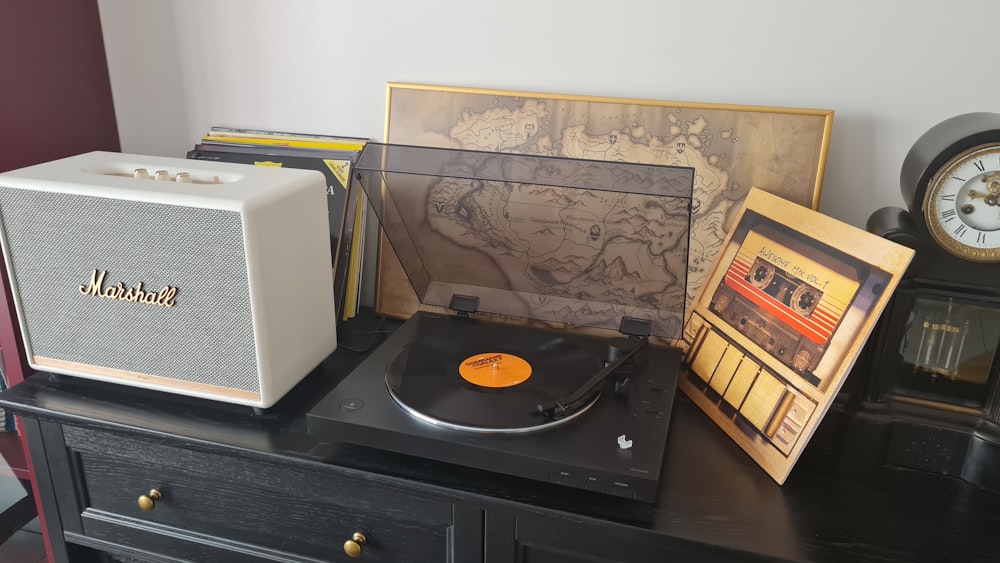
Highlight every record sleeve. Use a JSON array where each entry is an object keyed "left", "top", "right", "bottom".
[
  {"left": 680, "top": 188, "right": 915, "bottom": 484},
  {"left": 187, "top": 144, "right": 364, "bottom": 322}
]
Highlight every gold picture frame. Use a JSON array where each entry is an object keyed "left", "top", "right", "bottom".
[
  {"left": 680, "top": 188, "right": 914, "bottom": 483},
  {"left": 379, "top": 82, "right": 834, "bottom": 320}
]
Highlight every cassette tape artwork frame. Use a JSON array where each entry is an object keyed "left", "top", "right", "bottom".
[{"left": 680, "top": 188, "right": 914, "bottom": 484}]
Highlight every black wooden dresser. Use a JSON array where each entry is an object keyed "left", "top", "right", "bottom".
[{"left": 1, "top": 312, "right": 998, "bottom": 562}]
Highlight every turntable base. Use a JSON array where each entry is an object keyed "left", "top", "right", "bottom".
[{"left": 307, "top": 312, "right": 681, "bottom": 502}]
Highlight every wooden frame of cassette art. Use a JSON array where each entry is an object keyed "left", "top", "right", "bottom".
[
  {"left": 377, "top": 83, "right": 835, "bottom": 321},
  {"left": 679, "top": 188, "right": 914, "bottom": 484}
]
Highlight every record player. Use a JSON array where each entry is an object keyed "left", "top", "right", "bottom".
[{"left": 307, "top": 144, "right": 695, "bottom": 502}]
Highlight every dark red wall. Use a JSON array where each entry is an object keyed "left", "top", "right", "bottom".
[
  {"left": 0, "top": 0, "right": 120, "bottom": 383},
  {"left": 0, "top": 0, "right": 121, "bottom": 173},
  {"left": 0, "top": 5, "right": 120, "bottom": 556}
]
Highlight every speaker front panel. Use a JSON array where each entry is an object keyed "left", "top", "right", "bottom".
[{"left": 0, "top": 188, "right": 261, "bottom": 398}]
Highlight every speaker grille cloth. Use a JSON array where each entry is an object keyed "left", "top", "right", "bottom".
[{"left": 0, "top": 188, "right": 259, "bottom": 392}]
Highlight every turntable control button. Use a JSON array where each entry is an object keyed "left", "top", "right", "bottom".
[
  {"left": 550, "top": 471, "right": 578, "bottom": 487},
  {"left": 607, "top": 482, "right": 637, "bottom": 499},
  {"left": 339, "top": 398, "right": 365, "bottom": 411},
  {"left": 582, "top": 477, "right": 605, "bottom": 492}
]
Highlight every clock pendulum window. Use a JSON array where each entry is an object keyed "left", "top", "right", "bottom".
[
  {"left": 897, "top": 295, "right": 999, "bottom": 410},
  {"left": 858, "top": 113, "right": 1000, "bottom": 488}
]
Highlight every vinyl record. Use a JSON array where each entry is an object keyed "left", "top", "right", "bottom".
[{"left": 386, "top": 316, "right": 605, "bottom": 433}]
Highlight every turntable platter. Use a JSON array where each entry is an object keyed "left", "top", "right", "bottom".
[{"left": 385, "top": 319, "right": 604, "bottom": 433}]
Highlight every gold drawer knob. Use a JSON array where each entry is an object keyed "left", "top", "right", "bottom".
[
  {"left": 137, "top": 489, "right": 162, "bottom": 511},
  {"left": 343, "top": 532, "right": 366, "bottom": 558}
]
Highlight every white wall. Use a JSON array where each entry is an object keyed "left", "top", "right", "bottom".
[{"left": 96, "top": 0, "right": 996, "bottom": 230}]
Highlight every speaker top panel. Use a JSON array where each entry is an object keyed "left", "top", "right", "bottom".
[{"left": 0, "top": 151, "right": 326, "bottom": 212}]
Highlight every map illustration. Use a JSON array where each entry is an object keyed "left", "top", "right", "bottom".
[
  {"left": 362, "top": 146, "right": 694, "bottom": 337},
  {"left": 379, "top": 84, "right": 833, "bottom": 333}
]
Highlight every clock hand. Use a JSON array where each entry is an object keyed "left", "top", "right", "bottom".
[
  {"left": 965, "top": 189, "right": 1000, "bottom": 206},
  {"left": 981, "top": 172, "right": 1000, "bottom": 196}
]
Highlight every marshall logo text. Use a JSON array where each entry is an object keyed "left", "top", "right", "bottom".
[{"left": 79, "top": 269, "right": 178, "bottom": 308}]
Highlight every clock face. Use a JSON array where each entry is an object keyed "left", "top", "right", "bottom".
[{"left": 924, "top": 144, "right": 1000, "bottom": 262}]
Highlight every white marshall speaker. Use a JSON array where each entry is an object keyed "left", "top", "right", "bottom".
[{"left": 0, "top": 151, "right": 338, "bottom": 408}]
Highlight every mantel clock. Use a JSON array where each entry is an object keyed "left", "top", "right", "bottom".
[{"left": 857, "top": 113, "right": 1000, "bottom": 490}]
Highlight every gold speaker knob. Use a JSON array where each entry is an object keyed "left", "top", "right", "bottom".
[
  {"left": 137, "top": 489, "right": 162, "bottom": 511},
  {"left": 343, "top": 532, "right": 366, "bottom": 558}
]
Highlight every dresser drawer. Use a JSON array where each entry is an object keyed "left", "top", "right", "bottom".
[
  {"left": 61, "top": 426, "right": 460, "bottom": 562},
  {"left": 490, "top": 510, "right": 711, "bottom": 563}
]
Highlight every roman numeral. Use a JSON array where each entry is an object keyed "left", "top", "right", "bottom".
[
  {"left": 942, "top": 208, "right": 957, "bottom": 222},
  {"left": 954, "top": 224, "right": 967, "bottom": 237},
  {"left": 952, "top": 175, "right": 966, "bottom": 182},
  {"left": 941, "top": 194, "right": 956, "bottom": 201},
  {"left": 978, "top": 232, "right": 988, "bottom": 244},
  {"left": 974, "top": 160, "right": 986, "bottom": 172}
]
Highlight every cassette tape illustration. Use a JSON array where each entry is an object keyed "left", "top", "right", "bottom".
[
  {"left": 679, "top": 188, "right": 914, "bottom": 484},
  {"left": 707, "top": 224, "right": 861, "bottom": 385}
]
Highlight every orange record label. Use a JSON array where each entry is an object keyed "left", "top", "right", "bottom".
[{"left": 459, "top": 352, "right": 532, "bottom": 388}]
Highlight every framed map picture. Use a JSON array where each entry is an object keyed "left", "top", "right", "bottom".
[
  {"left": 680, "top": 188, "right": 914, "bottom": 483},
  {"left": 379, "top": 83, "right": 834, "bottom": 320}
]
